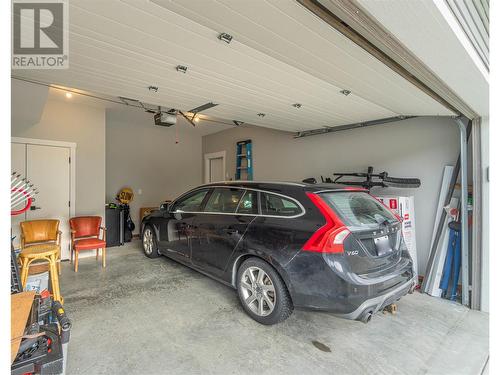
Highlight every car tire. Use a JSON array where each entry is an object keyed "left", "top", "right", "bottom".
[
  {"left": 236, "top": 258, "right": 293, "bottom": 325},
  {"left": 142, "top": 225, "right": 159, "bottom": 258}
]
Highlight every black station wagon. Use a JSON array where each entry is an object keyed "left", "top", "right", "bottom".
[{"left": 141, "top": 181, "right": 416, "bottom": 325}]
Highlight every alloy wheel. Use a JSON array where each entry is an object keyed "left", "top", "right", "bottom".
[
  {"left": 240, "top": 266, "right": 276, "bottom": 317},
  {"left": 143, "top": 228, "right": 154, "bottom": 255}
]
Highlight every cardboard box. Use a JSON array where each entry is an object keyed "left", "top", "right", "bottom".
[
  {"left": 11, "top": 291, "right": 36, "bottom": 363},
  {"left": 25, "top": 271, "right": 49, "bottom": 293}
]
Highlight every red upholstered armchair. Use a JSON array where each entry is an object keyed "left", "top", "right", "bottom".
[{"left": 69, "top": 216, "right": 106, "bottom": 272}]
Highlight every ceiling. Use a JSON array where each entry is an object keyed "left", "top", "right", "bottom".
[
  {"left": 13, "top": 0, "right": 455, "bottom": 133},
  {"left": 12, "top": 78, "right": 234, "bottom": 136}
]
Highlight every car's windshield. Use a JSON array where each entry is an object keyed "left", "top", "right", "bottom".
[{"left": 320, "top": 191, "right": 397, "bottom": 228}]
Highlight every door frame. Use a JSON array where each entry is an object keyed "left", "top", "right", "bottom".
[
  {"left": 12, "top": 137, "right": 76, "bottom": 219},
  {"left": 204, "top": 151, "right": 226, "bottom": 183}
]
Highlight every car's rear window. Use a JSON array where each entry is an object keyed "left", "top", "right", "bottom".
[
  {"left": 320, "top": 191, "right": 397, "bottom": 227},
  {"left": 261, "top": 192, "right": 302, "bottom": 217}
]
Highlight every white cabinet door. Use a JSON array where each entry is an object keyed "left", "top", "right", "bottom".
[{"left": 26, "top": 144, "right": 71, "bottom": 259}]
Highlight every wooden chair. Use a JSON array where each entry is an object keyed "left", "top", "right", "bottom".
[
  {"left": 69, "top": 216, "right": 106, "bottom": 272},
  {"left": 19, "top": 219, "right": 63, "bottom": 303}
]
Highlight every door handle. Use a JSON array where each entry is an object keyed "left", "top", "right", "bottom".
[
  {"left": 226, "top": 229, "right": 239, "bottom": 235},
  {"left": 30, "top": 205, "right": 42, "bottom": 210}
]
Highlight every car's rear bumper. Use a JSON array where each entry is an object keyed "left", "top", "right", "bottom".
[
  {"left": 336, "top": 276, "right": 416, "bottom": 320},
  {"left": 284, "top": 251, "right": 416, "bottom": 319}
]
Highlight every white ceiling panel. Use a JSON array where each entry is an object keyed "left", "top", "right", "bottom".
[
  {"left": 13, "top": 0, "right": 454, "bottom": 132},
  {"left": 151, "top": 0, "right": 454, "bottom": 114}
]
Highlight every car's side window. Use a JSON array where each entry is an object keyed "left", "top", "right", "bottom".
[
  {"left": 204, "top": 188, "right": 244, "bottom": 213},
  {"left": 261, "top": 192, "right": 302, "bottom": 217},
  {"left": 171, "top": 189, "right": 209, "bottom": 212},
  {"left": 236, "top": 190, "right": 259, "bottom": 215}
]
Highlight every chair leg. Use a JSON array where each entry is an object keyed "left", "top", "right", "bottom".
[
  {"left": 20, "top": 258, "right": 29, "bottom": 290},
  {"left": 57, "top": 247, "right": 61, "bottom": 275},
  {"left": 96, "top": 248, "right": 99, "bottom": 260},
  {"left": 74, "top": 251, "right": 79, "bottom": 272},
  {"left": 102, "top": 247, "right": 106, "bottom": 268},
  {"left": 49, "top": 254, "right": 62, "bottom": 303},
  {"left": 70, "top": 247, "right": 73, "bottom": 264}
]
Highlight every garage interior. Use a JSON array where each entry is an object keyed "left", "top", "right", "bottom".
[{"left": 10, "top": 1, "right": 489, "bottom": 374}]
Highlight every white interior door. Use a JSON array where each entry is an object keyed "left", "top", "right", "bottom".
[
  {"left": 11, "top": 143, "right": 26, "bottom": 249},
  {"left": 23, "top": 144, "right": 71, "bottom": 259},
  {"left": 209, "top": 157, "right": 224, "bottom": 182}
]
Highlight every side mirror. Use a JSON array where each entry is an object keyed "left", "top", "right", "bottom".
[{"left": 160, "top": 202, "right": 171, "bottom": 212}]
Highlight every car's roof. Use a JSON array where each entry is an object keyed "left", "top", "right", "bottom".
[{"left": 199, "top": 180, "right": 366, "bottom": 192}]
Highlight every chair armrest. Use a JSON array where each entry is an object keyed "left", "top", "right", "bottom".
[
  {"left": 100, "top": 226, "right": 106, "bottom": 241},
  {"left": 70, "top": 229, "right": 76, "bottom": 245},
  {"left": 57, "top": 230, "right": 62, "bottom": 246}
]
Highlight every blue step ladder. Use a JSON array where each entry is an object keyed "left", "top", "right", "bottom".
[{"left": 235, "top": 140, "right": 253, "bottom": 180}]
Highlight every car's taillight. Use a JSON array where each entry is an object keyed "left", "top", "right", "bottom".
[{"left": 302, "top": 192, "right": 350, "bottom": 254}]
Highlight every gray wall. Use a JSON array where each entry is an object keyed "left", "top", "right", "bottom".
[
  {"left": 12, "top": 87, "right": 106, "bottom": 220},
  {"left": 106, "top": 108, "right": 204, "bottom": 233},
  {"left": 202, "top": 117, "right": 460, "bottom": 275}
]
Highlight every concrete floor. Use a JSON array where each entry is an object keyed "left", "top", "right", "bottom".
[{"left": 60, "top": 241, "right": 489, "bottom": 375}]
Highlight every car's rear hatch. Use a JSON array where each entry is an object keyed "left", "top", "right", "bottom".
[{"left": 317, "top": 191, "right": 409, "bottom": 278}]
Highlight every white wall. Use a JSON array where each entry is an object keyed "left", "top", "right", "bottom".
[
  {"left": 12, "top": 83, "right": 106, "bottom": 220},
  {"left": 202, "top": 117, "right": 460, "bottom": 275},
  {"left": 106, "top": 108, "right": 207, "bottom": 233}
]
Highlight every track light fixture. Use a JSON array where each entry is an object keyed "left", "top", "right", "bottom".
[
  {"left": 218, "top": 32, "right": 233, "bottom": 44},
  {"left": 257, "top": 113, "right": 265, "bottom": 117},
  {"left": 340, "top": 89, "right": 351, "bottom": 96},
  {"left": 148, "top": 86, "right": 159, "bottom": 92},
  {"left": 292, "top": 103, "right": 302, "bottom": 108},
  {"left": 176, "top": 65, "right": 188, "bottom": 73}
]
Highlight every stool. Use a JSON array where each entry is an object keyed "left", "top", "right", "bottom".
[{"left": 19, "top": 243, "right": 63, "bottom": 303}]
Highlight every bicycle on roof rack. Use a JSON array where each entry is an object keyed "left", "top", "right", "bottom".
[{"left": 304, "top": 166, "right": 421, "bottom": 191}]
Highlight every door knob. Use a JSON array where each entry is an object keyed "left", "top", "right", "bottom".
[
  {"left": 226, "top": 229, "right": 238, "bottom": 235},
  {"left": 30, "top": 205, "right": 42, "bottom": 210}
]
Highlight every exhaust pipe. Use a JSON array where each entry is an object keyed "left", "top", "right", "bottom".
[{"left": 359, "top": 309, "right": 374, "bottom": 324}]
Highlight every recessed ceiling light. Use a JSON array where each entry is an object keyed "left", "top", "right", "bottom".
[
  {"left": 292, "top": 103, "right": 302, "bottom": 108},
  {"left": 65, "top": 92, "right": 72, "bottom": 99},
  {"left": 148, "top": 86, "right": 159, "bottom": 92},
  {"left": 218, "top": 32, "right": 233, "bottom": 44},
  {"left": 257, "top": 113, "right": 265, "bottom": 117},
  {"left": 340, "top": 89, "right": 351, "bottom": 96},
  {"left": 176, "top": 65, "right": 188, "bottom": 73}
]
